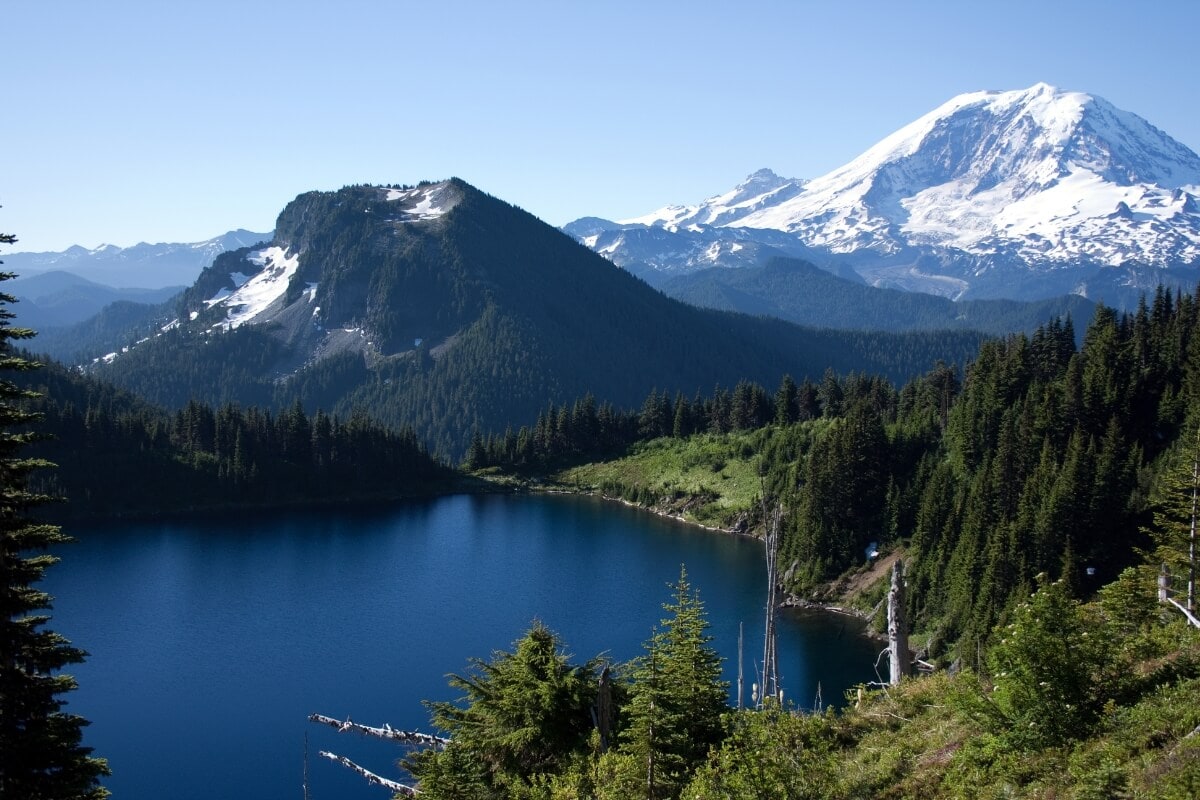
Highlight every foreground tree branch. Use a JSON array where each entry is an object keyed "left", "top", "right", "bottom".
[
  {"left": 309, "top": 713, "right": 449, "bottom": 748},
  {"left": 318, "top": 751, "right": 417, "bottom": 796}
]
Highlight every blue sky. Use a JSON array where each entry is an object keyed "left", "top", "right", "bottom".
[{"left": 6, "top": 0, "right": 1200, "bottom": 252}]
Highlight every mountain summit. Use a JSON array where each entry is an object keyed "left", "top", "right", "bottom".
[
  {"left": 572, "top": 84, "right": 1200, "bottom": 304},
  {"left": 619, "top": 168, "right": 807, "bottom": 231}
]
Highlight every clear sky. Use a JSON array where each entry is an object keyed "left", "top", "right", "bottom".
[{"left": 6, "top": 0, "right": 1200, "bottom": 253}]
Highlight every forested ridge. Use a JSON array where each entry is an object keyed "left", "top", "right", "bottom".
[
  {"left": 14, "top": 354, "right": 452, "bottom": 519},
  {"left": 32, "top": 296, "right": 179, "bottom": 365},
  {"left": 661, "top": 256, "right": 1098, "bottom": 335}
]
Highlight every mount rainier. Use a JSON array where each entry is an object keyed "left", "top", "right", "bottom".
[{"left": 567, "top": 84, "right": 1200, "bottom": 305}]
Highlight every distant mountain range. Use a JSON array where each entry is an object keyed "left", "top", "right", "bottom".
[
  {"left": 6, "top": 271, "right": 181, "bottom": 330},
  {"left": 568, "top": 84, "right": 1200, "bottom": 307},
  {"left": 3, "top": 229, "right": 271, "bottom": 289},
  {"left": 16, "top": 83, "right": 1176, "bottom": 454},
  {"left": 1, "top": 229, "right": 271, "bottom": 347},
  {"left": 91, "top": 180, "right": 988, "bottom": 456}
]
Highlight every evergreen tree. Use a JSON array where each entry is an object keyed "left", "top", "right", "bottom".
[
  {"left": 617, "top": 566, "right": 728, "bottom": 799},
  {"left": 684, "top": 704, "right": 839, "bottom": 799},
  {"left": 0, "top": 247, "right": 109, "bottom": 798},
  {"left": 795, "top": 378, "right": 820, "bottom": 421},
  {"left": 986, "top": 577, "right": 1107, "bottom": 747},
  {"left": 1145, "top": 427, "right": 1200, "bottom": 612},
  {"left": 774, "top": 374, "right": 799, "bottom": 425},
  {"left": 817, "top": 368, "right": 843, "bottom": 417},
  {"left": 671, "top": 393, "right": 691, "bottom": 439},
  {"left": 411, "top": 622, "right": 601, "bottom": 797},
  {"left": 791, "top": 404, "right": 890, "bottom": 584}
]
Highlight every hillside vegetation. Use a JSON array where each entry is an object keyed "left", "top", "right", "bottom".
[
  {"left": 556, "top": 431, "right": 775, "bottom": 529},
  {"left": 689, "top": 597, "right": 1200, "bottom": 800},
  {"left": 15, "top": 356, "right": 452, "bottom": 520},
  {"left": 479, "top": 286, "right": 1200, "bottom": 673},
  {"left": 388, "top": 567, "right": 1200, "bottom": 799}
]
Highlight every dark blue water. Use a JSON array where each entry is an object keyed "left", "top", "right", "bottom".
[{"left": 44, "top": 493, "right": 880, "bottom": 800}]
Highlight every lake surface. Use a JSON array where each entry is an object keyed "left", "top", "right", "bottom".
[{"left": 44, "top": 493, "right": 881, "bottom": 800}]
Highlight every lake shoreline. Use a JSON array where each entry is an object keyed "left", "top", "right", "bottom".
[
  {"left": 40, "top": 474, "right": 496, "bottom": 527},
  {"left": 516, "top": 481, "right": 877, "bottom": 626},
  {"left": 59, "top": 467, "right": 878, "bottom": 631},
  {"left": 527, "top": 484, "right": 755, "bottom": 537}
]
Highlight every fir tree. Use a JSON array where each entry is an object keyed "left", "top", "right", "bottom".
[
  {"left": 0, "top": 240, "right": 109, "bottom": 798},
  {"left": 411, "top": 622, "right": 601, "bottom": 796},
  {"left": 986, "top": 577, "right": 1107, "bottom": 747},
  {"left": 618, "top": 566, "right": 728, "bottom": 799},
  {"left": 1146, "top": 427, "right": 1200, "bottom": 612},
  {"left": 774, "top": 374, "right": 799, "bottom": 425}
]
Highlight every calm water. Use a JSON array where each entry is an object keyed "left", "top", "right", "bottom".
[{"left": 44, "top": 493, "right": 880, "bottom": 800}]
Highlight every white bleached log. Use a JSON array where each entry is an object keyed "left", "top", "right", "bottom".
[
  {"left": 318, "top": 751, "right": 417, "bottom": 796},
  {"left": 1166, "top": 596, "right": 1200, "bottom": 629},
  {"left": 308, "top": 713, "right": 449, "bottom": 748}
]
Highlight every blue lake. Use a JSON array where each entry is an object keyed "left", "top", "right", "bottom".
[{"left": 44, "top": 492, "right": 881, "bottom": 799}]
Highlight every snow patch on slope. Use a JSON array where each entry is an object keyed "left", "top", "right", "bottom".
[
  {"left": 210, "top": 246, "right": 301, "bottom": 330},
  {"left": 385, "top": 183, "right": 460, "bottom": 221}
]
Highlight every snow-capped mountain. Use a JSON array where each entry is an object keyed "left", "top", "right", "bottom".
[{"left": 570, "top": 84, "right": 1200, "bottom": 304}]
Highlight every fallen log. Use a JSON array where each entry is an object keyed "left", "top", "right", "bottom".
[
  {"left": 308, "top": 713, "right": 449, "bottom": 748},
  {"left": 318, "top": 751, "right": 417, "bottom": 797}
]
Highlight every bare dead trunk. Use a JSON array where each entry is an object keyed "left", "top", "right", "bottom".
[
  {"left": 596, "top": 664, "right": 613, "bottom": 753},
  {"left": 761, "top": 503, "right": 782, "bottom": 705},
  {"left": 888, "top": 559, "right": 909, "bottom": 686},
  {"left": 1189, "top": 432, "right": 1197, "bottom": 612}
]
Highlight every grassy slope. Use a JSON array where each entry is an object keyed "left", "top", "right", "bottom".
[
  {"left": 553, "top": 432, "right": 767, "bottom": 530},
  {"left": 814, "top": 630, "right": 1200, "bottom": 799},
  {"left": 685, "top": 615, "right": 1200, "bottom": 799}
]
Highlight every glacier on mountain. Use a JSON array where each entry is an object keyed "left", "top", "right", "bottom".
[{"left": 570, "top": 84, "right": 1200, "bottom": 303}]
